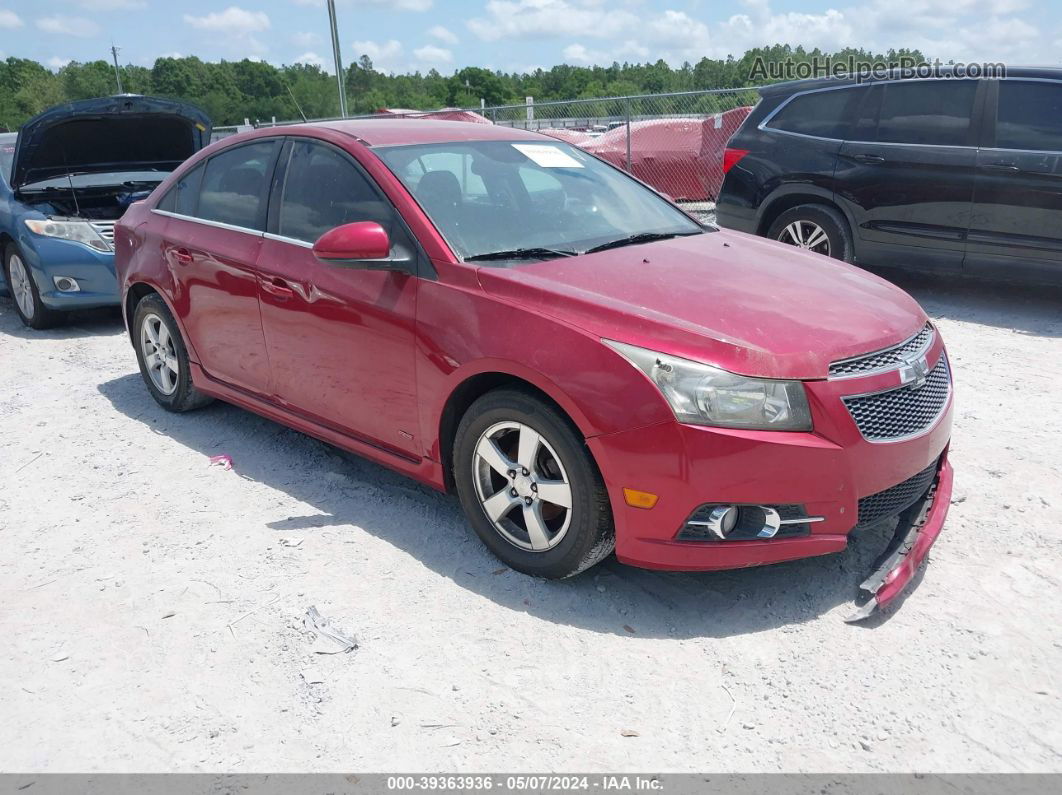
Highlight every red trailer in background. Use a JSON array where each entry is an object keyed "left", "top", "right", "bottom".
[
  {"left": 580, "top": 106, "right": 752, "bottom": 201},
  {"left": 537, "top": 128, "right": 595, "bottom": 146},
  {"left": 377, "top": 108, "right": 493, "bottom": 124}
]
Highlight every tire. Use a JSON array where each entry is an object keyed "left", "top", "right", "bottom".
[
  {"left": 766, "top": 204, "right": 853, "bottom": 262},
  {"left": 4, "top": 245, "right": 62, "bottom": 330},
  {"left": 453, "top": 388, "right": 615, "bottom": 579},
  {"left": 131, "top": 293, "right": 213, "bottom": 412}
]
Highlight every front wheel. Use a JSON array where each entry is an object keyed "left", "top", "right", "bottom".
[
  {"left": 453, "top": 389, "right": 615, "bottom": 579},
  {"left": 4, "top": 246, "right": 62, "bottom": 329},
  {"left": 132, "top": 293, "right": 213, "bottom": 412},
  {"left": 766, "top": 204, "right": 853, "bottom": 262}
]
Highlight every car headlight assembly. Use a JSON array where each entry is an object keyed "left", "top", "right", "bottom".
[
  {"left": 604, "top": 340, "right": 813, "bottom": 431},
  {"left": 24, "top": 218, "right": 111, "bottom": 252}
]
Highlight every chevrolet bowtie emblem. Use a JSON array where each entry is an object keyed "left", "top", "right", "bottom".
[{"left": 899, "top": 354, "right": 930, "bottom": 389}]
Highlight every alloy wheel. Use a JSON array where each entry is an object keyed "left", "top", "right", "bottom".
[
  {"left": 472, "top": 421, "right": 574, "bottom": 552},
  {"left": 8, "top": 255, "right": 35, "bottom": 320},
  {"left": 777, "top": 220, "right": 831, "bottom": 256},
  {"left": 140, "top": 312, "right": 180, "bottom": 395}
]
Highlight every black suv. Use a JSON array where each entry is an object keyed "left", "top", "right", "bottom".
[{"left": 716, "top": 67, "right": 1062, "bottom": 285}]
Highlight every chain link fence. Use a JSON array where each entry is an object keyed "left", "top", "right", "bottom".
[{"left": 215, "top": 87, "right": 760, "bottom": 215}]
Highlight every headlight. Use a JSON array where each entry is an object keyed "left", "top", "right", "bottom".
[
  {"left": 603, "top": 340, "right": 813, "bottom": 431},
  {"left": 24, "top": 218, "right": 111, "bottom": 252}
]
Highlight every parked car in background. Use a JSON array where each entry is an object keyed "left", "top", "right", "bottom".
[
  {"left": 0, "top": 95, "right": 211, "bottom": 328},
  {"left": 115, "top": 120, "right": 952, "bottom": 616},
  {"left": 717, "top": 67, "right": 1062, "bottom": 285}
]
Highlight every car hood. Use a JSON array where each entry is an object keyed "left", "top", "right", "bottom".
[
  {"left": 11, "top": 95, "right": 211, "bottom": 191},
  {"left": 475, "top": 229, "right": 928, "bottom": 380}
]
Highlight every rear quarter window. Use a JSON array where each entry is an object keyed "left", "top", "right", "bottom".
[{"left": 765, "top": 88, "right": 856, "bottom": 139}]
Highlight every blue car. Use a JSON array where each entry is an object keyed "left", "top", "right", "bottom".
[{"left": 0, "top": 95, "right": 211, "bottom": 329}]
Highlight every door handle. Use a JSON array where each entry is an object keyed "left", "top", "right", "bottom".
[
  {"left": 852, "top": 153, "right": 885, "bottom": 163},
  {"left": 982, "top": 162, "right": 1020, "bottom": 172},
  {"left": 260, "top": 277, "right": 295, "bottom": 300},
  {"left": 173, "top": 247, "right": 193, "bottom": 265}
]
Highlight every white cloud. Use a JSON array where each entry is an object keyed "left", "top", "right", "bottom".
[
  {"left": 351, "top": 39, "right": 404, "bottom": 71},
  {"left": 413, "top": 44, "right": 452, "bottom": 64},
  {"left": 468, "top": 0, "right": 639, "bottom": 41},
  {"left": 293, "top": 0, "right": 431, "bottom": 9},
  {"left": 0, "top": 9, "right": 22, "bottom": 28},
  {"left": 37, "top": 16, "right": 101, "bottom": 36},
  {"left": 47, "top": 56, "right": 72, "bottom": 70},
  {"left": 184, "top": 7, "right": 270, "bottom": 33},
  {"left": 184, "top": 7, "right": 271, "bottom": 57},
  {"left": 428, "top": 24, "right": 458, "bottom": 44},
  {"left": 292, "top": 31, "right": 321, "bottom": 47},
  {"left": 293, "top": 51, "right": 325, "bottom": 68}
]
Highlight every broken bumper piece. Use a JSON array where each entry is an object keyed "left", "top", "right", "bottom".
[{"left": 846, "top": 456, "right": 954, "bottom": 623}]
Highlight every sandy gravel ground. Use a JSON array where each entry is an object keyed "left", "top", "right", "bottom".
[{"left": 0, "top": 270, "right": 1060, "bottom": 773}]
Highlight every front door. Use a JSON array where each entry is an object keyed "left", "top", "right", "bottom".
[
  {"left": 256, "top": 138, "right": 420, "bottom": 458},
  {"left": 966, "top": 78, "right": 1062, "bottom": 283},
  {"left": 157, "top": 139, "right": 281, "bottom": 394},
  {"left": 835, "top": 79, "right": 981, "bottom": 272}
]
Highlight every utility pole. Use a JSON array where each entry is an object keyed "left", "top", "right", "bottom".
[
  {"left": 326, "top": 0, "right": 347, "bottom": 117},
  {"left": 110, "top": 45, "right": 124, "bottom": 94}
]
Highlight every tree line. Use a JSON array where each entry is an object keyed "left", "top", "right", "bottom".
[{"left": 0, "top": 44, "right": 927, "bottom": 131}]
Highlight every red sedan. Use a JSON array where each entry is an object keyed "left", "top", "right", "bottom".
[{"left": 114, "top": 120, "right": 953, "bottom": 617}]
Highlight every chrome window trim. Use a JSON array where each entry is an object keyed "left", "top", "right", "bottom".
[
  {"left": 151, "top": 208, "right": 265, "bottom": 238},
  {"left": 828, "top": 324, "right": 936, "bottom": 380},
  {"left": 263, "top": 231, "right": 314, "bottom": 249}
]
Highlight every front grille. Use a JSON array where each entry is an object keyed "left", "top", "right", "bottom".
[
  {"left": 857, "top": 461, "right": 938, "bottom": 528},
  {"left": 90, "top": 220, "right": 116, "bottom": 244},
  {"left": 843, "top": 355, "right": 951, "bottom": 442},
  {"left": 829, "top": 323, "right": 934, "bottom": 378}
]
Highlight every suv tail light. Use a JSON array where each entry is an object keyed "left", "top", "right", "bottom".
[{"left": 722, "top": 148, "right": 750, "bottom": 174}]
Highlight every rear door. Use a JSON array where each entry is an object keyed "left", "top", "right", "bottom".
[
  {"left": 966, "top": 78, "right": 1062, "bottom": 283},
  {"left": 255, "top": 137, "right": 421, "bottom": 457},
  {"left": 156, "top": 138, "right": 280, "bottom": 394},
  {"left": 835, "top": 79, "right": 982, "bottom": 271}
]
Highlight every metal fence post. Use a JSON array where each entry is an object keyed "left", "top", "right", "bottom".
[{"left": 624, "top": 97, "right": 632, "bottom": 172}]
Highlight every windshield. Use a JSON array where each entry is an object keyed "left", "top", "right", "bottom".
[
  {"left": 376, "top": 140, "right": 704, "bottom": 261},
  {"left": 0, "top": 134, "right": 15, "bottom": 185}
]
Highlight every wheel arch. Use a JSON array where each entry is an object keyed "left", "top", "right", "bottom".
[
  {"left": 756, "top": 190, "right": 853, "bottom": 239},
  {"left": 123, "top": 282, "right": 196, "bottom": 363},
  {"left": 437, "top": 368, "right": 595, "bottom": 494}
]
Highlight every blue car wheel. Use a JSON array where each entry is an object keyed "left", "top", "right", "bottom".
[{"left": 4, "top": 244, "right": 62, "bottom": 330}]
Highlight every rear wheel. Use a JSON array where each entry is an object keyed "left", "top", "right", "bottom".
[
  {"left": 4, "top": 246, "right": 62, "bottom": 329},
  {"left": 132, "top": 293, "right": 213, "bottom": 412},
  {"left": 453, "top": 389, "right": 614, "bottom": 579},
  {"left": 766, "top": 204, "right": 853, "bottom": 262}
]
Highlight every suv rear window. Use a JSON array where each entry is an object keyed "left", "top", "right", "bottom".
[
  {"left": 766, "top": 88, "right": 854, "bottom": 139},
  {"left": 995, "top": 80, "right": 1062, "bottom": 152},
  {"left": 854, "top": 80, "right": 977, "bottom": 147}
]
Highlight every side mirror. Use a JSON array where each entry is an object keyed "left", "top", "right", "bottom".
[{"left": 313, "top": 221, "right": 396, "bottom": 267}]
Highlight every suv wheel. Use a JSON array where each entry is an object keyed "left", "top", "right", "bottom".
[
  {"left": 767, "top": 204, "right": 853, "bottom": 262},
  {"left": 453, "top": 389, "right": 615, "bottom": 579},
  {"left": 4, "top": 245, "right": 62, "bottom": 329},
  {"left": 132, "top": 294, "right": 213, "bottom": 412}
]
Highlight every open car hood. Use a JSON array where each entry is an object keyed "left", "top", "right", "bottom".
[{"left": 11, "top": 95, "right": 211, "bottom": 191}]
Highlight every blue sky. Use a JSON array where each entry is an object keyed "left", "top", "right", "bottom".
[{"left": 1, "top": 0, "right": 1058, "bottom": 75}]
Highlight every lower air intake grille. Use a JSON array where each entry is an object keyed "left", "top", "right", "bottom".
[{"left": 856, "top": 462, "right": 938, "bottom": 528}]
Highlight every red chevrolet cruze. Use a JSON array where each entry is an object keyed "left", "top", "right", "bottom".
[{"left": 114, "top": 120, "right": 953, "bottom": 617}]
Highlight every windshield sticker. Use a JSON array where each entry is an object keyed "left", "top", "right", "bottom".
[{"left": 512, "top": 144, "right": 584, "bottom": 168}]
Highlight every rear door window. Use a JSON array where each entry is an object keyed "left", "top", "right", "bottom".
[
  {"left": 766, "top": 88, "right": 856, "bottom": 139},
  {"left": 275, "top": 139, "right": 393, "bottom": 244},
  {"left": 994, "top": 80, "right": 1062, "bottom": 152},
  {"left": 869, "top": 80, "right": 977, "bottom": 146},
  {"left": 195, "top": 140, "right": 279, "bottom": 230}
]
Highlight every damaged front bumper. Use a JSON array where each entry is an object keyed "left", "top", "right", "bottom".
[{"left": 846, "top": 454, "right": 954, "bottom": 622}]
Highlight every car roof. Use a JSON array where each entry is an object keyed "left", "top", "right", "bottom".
[
  {"left": 288, "top": 118, "right": 549, "bottom": 147},
  {"left": 758, "top": 65, "right": 1062, "bottom": 98}
]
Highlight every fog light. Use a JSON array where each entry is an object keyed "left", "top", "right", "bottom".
[
  {"left": 53, "top": 276, "right": 80, "bottom": 292},
  {"left": 704, "top": 505, "right": 739, "bottom": 540}
]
